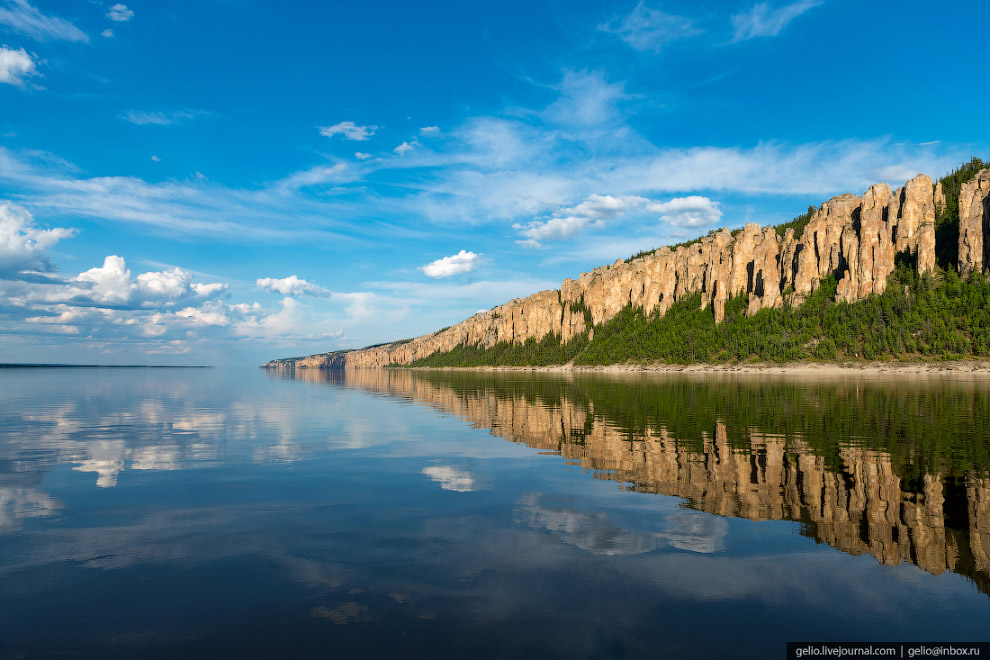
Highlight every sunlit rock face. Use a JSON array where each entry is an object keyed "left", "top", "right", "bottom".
[
  {"left": 323, "top": 369, "right": 990, "bottom": 594},
  {"left": 959, "top": 169, "right": 990, "bottom": 276},
  {"left": 272, "top": 172, "right": 990, "bottom": 369}
]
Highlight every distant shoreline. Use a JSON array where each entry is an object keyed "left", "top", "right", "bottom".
[
  {"left": 402, "top": 360, "right": 990, "bottom": 377},
  {"left": 0, "top": 364, "right": 211, "bottom": 369}
]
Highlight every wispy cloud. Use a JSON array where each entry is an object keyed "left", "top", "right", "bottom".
[
  {"left": 420, "top": 250, "right": 479, "bottom": 278},
  {"left": 731, "top": 0, "right": 823, "bottom": 41},
  {"left": 0, "top": 45, "right": 37, "bottom": 87},
  {"left": 600, "top": 1, "right": 702, "bottom": 52},
  {"left": 121, "top": 109, "right": 209, "bottom": 126},
  {"left": 513, "top": 194, "right": 648, "bottom": 247},
  {"left": 649, "top": 196, "right": 722, "bottom": 227},
  {"left": 106, "top": 3, "right": 134, "bottom": 23},
  {"left": 318, "top": 121, "right": 377, "bottom": 141},
  {"left": 0, "top": 0, "right": 88, "bottom": 42}
]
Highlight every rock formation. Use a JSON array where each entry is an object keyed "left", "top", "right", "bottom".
[
  {"left": 268, "top": 170, "right": 990, "bottom": 369},
  {"left": 959, "top": 169, "right": 990, "bottom": 276}
]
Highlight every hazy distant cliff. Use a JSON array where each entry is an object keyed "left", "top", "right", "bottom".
[{"left": 267, "top": 168, "right": 990, "bottom": 369}]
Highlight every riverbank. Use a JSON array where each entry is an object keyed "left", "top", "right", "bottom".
[{"left": 405, "top": 360, "right": 990, "bottom": 376}]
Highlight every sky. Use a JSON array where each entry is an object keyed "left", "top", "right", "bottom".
[{"left": 1, "top": 0, "right": 988, "bottom": 365}]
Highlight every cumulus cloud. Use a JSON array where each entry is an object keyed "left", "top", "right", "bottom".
[
  {"left": 75, "top": 255, "right": 133, "bottom": 304},
  {"left": 0, "top": 0, "right": 88, "bottom": 42},
  {"left": 420, "top": 250, "right": 479, "bottom": 278},
  {"left": 731, "top": 0, "right": 822, "bottom": 41},
  {"left": 601, "top": 1, "right": 702, "bottom": 52},
  {"left": 318, "top": 121, "right": 377, "bottom": 141},
  {"left": 175, "top": 300, "right": 229, "bottom": 327},
  {"left": 256, "top": 275, "right": 329, "bottom": 297},
  {"left": 649, "top": 196, "right": 723, "bottom": 227},
  {"left": 513, "top": 194, "right": 647, "bottom": 247},
  {"left": 354, "top": 152, "right": 372, "bottom": 160},
  {"left": 69, "top": 256, "right": 228, "bottom": 306},
  {"left": 101, "top": 28, "right": 113, "bottom": 38},
  {"left": 0, "top": 200, "right": 74, "bottom": 277},
  {"left": 106, "top": 3, "right": 133, "bottom": 22},
  {"left": 0, "top": 45, "right": 37, "bottom": 87},
  {"left": 420, "top": 126, "right": 440, "bottom": 135},
  {"left": 393, "top": 140, "right": 418, "bottom": 156}
]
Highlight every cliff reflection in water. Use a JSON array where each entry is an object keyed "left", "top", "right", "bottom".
[{"left": 277, "top": 367, "right": 990, "bottom": 596}]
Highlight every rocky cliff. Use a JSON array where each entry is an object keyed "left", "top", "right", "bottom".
[{"left": 269, "top": 170, "right": 990, "bottom": 369}]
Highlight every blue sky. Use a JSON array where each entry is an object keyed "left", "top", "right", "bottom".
[{"left": 1, "top": 0, "right": 987, "bottom": 365}]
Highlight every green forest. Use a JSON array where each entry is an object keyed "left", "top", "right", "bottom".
[{"left": 409, "top": 158, "right": 989, "bottom": 368}]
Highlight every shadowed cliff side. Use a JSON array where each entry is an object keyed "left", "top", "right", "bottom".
[{"left": 273, "top": 367, "right": 990, "bottom": 596}]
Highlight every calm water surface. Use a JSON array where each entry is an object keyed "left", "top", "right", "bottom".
[{"left": 1, "top": 367, "right": 988, "bottom": 658}]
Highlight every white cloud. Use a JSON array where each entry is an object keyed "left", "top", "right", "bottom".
[
  {"left": 273, "top": 163, "right": 348, "bottom": 191},
  {"left": 0, "top": 0, "right": 88, "bottom": 42},
  {"left": 649, "top": 195, "right": 723, "bottom": 227},
  {"left": 393, "top": 140, "right": 418, "bottom": 156},
  {"left": 731, "top": 0, "right": 823, "bottom": 41},
  {"left": 543, "top": 70, "right": 627, "bottom": 128},
  {"left": 136, "top": 267, "right": 197, "bottom": 299},
  {"left": 234, "top": 297, "right": 303, "bottom": 339},
  {"left": 106, "top": 3, "right": 133, "bottom": 22},
  {"left": 176, "top": 300, "right": 229, "bottom": 327},
  {"left": 192, "top": 282, "right": 227, "bottom": 297},
  {"left": 513, "top": 194, "right": 647, "bottom": 246},
  {"left": 121, "top": 109, "right": 206, "bottom": 126},
  {"left": 68, "top": 256, "right": 228, "bottom": 306},
  {"left": 0, "top": 200, "right": 74, "bottom": 277},
  {"left": 0, "top": 45, "right": 37, "bottom": 87},
  {"left": 101, "top": 28, "right": 113, "bottom": 38},
  {"left": 420, "top": 250, "right": 479, "bottom": 278},
  {"left": 150, "top": 155, "right": 160, "bottom": 162},
  {"left": 318, "top": 121, "right": 377, "bottom": 141},
  {"left": 256, "top": 275, "right": 329, "bottom": 297},
  {"left": 354, "top": 152, "right": 372, "bottom": 160},
  {"left": 420, "top": 126, "right": 440, "bottom": 135},
  {"left": 75, "top": 255, "right": 133, "bottom": 304},
  {"left": 601, "top": 1, "right": 701, "bottom": 52},
  {"left": 421, "top": 465, "right": 477, "bottom": 492}
]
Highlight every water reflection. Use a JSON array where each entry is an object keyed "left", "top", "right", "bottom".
[
  {"left": 1, "top": 366, "right": 988, "bottom": 657},
  {"left": 277, "top": 367, "right": 990, "bottom": 595}
]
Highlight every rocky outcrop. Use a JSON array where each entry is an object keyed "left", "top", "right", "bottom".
[
  {"left": 268, "top": 171, "right": 990, "bottom": 369},
  {"left": 266, "top": 351, "right": 349, "bottom": 369},
  {"left": 959, "top": 169, "right": 990, "bottom": 276}
]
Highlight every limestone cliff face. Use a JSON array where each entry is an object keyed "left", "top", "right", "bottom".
[
  {"left": 959, "top": 169, "right": 990, "bottom": 276},
  {"left": 308, "top": 369, "right": 990, "bottom": 590},
  {"left": 271, "top": 170, "right": 990, "bottom": 368}
]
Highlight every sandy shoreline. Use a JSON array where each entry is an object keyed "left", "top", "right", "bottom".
[{"left": 406, "top": 360, "right": 990, "bottom": 377}]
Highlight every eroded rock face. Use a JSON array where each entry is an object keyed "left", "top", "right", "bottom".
[
  {"left": 959, "top": 169, "right": 990, "bottom": 276},
  {"left": 279, "top": 173, "right": 967, "bottom": 368}
]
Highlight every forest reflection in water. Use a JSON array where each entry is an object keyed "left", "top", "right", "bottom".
[{"left": 276, "top": 367, "right": 990, "bottom": 597}]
